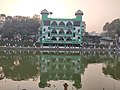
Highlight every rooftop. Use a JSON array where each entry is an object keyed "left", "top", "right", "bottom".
[
  {"left": 41, "top": 9, "right": 49, "bottom": 15},
  {"left": 75, "top": 10, "right": 83, "bottom": 15}
]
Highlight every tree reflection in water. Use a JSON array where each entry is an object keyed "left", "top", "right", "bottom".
[
  {"left": 0, "top": 51, "right": 39, "bottom": 81},
  {"left": 0, "top": 51, "right": 120, "bottom": 89},
  {"left": 102, "top": 53, "right": 120, "bottom": 80}
]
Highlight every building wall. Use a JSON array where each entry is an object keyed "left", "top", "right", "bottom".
[{"left": 39, "top": 10, "right": 83, "bottom": 47}]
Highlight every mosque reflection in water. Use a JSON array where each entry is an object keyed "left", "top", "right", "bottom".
[
  {"left": 0, "top": 51, "right": 120, "bottom": 90},
  {"left": 39, "top": 54, "right": 82, "bottom": 89}
]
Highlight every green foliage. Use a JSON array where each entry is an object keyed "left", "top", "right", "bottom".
[
  {"left": 103, "top": 60, "right": 120, "bottom": 80},
  {"left": 103, "top": 18, "right": 120, "bottom": 38},
  {"left": 35, "top": 42, "right": 41, "bottom": 47},
  {"left": 1, "top": 15, "right": 41, "bottom": 39}
]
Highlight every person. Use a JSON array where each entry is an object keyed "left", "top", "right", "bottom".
[{"left": 63, "top": 83, "right": 68, "bottom": 90}]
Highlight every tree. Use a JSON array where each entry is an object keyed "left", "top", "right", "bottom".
[
  {"left": 1, "top": 15, "right": 41, "bottom": 40},
  {"left": 103, "top": 22, "right": 110, "bottom": 31},
  {"left": 0, "top": 14, "right": 6, "bottom": 17},
  {"left": 103, "top": 18, "right": 120, "bottom": 38}
]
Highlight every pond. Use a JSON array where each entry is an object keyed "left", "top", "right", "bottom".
[{"left": 0, "top": 51, "right": 120, "bottom": 90}]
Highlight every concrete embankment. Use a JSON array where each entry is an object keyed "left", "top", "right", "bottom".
[{"left": 0, "top": 46, "right": 120, "bottom": 53}]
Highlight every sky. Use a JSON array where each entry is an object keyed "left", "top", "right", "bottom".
[{"left": 0, "top": 0, "right": 120, "bottom": 33}]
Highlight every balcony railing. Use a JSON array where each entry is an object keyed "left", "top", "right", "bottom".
[
  {"left": 51, "top": 34, "right": 58, "bottom": 36},
  {"left": 50, "top": 26, "right": 73, "bottom": 29},
  {"left": 65, "top": 34, "right": 73, "bottom": 37},
  {"left": 51, "top": 33, "right": 73, "bottom": 37}
]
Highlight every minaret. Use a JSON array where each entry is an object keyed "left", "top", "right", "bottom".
[
  {"left": 75, "top": 10, "right": 83, "bottom": 46},
  {"left": 75, "top": 9, "right": 83, "bottom": 21},
  {"left": 41, "top": 9, "right": 49, "bottom": 20}
]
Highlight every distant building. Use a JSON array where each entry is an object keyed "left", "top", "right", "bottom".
[
  {"left": 88, "top": 35, "right": 101, "bottom": 45},
  {"left": 81, "top": 21, "right": 86, "bottom": 37},
  {"left": 38, "top": 9, "right": 84, "bottom": 47},
  {"left": 100, "top": 37, "right": 113, "bottom": 45},
  {"left": 89, "top": 31, "right": 100, "bottom": 36}
]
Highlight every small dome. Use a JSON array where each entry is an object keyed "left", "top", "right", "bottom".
[
  {"left": 41, "top": 9, "right": 49, "bottom": 15},
  {"left": 75, "top": 10, "right": 83, "bottom": 15}
]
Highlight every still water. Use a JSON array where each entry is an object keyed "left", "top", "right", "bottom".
[{"left": 0, "top": 51, "right": 120, "bottom": 90}]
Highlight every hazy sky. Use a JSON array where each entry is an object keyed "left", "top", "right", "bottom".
[{"left": 0, "top": 0, "right": 120, "bottom": 33}]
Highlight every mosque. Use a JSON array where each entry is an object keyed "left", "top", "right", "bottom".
[{"left": 38, "top": 9, "right": 84, "bottom": 47}]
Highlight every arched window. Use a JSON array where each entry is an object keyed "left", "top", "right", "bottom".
[
  {"left": 51, "top": 29, "right": 57, "bottom": 34},
  {"left": 59, "top": 37, "right": 64, "bottom": 41},
  {"left": 66, "top": 21, "right": 72, "bottom": 27},
  {"left": 66, "top": 29, "right": 72, "bottom": 34},
  {"left": 51, "top": 37, "right": 57, "bottom": 41},
  {"left": 66, "top": 37, "right": 72, "bottom": 41},
  {"left": 59, "top": 29, "right": 64, "bottom": 34},
  {"left": 51, "top": 21, "right": 57, "bottom": 26},
  {"left": 59, "top": 21, "right": 65, "bottom": 27}
]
